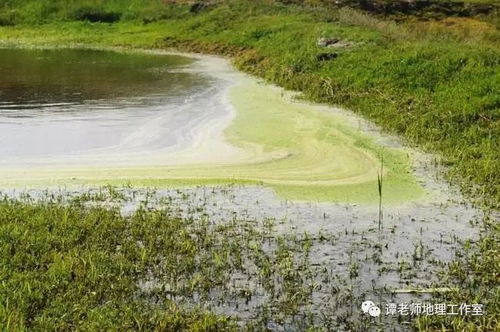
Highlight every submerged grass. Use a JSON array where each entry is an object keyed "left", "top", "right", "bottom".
[{"left": 0, "top": 195, "right": 236, "bottom": 331}]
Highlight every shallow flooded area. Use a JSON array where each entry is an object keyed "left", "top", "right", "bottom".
[{"left": 3, "top": 179, "right": 482, "bottom": 330}]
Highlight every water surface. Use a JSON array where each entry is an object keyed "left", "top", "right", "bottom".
[{"left": 0, "top": 48, "right": 212, "bottom": 161}]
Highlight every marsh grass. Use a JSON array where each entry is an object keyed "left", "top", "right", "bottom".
[
  {"left": 0, "top": 191, "right": 372, "bottom": 330},
  {"left": 1, "top": 185, "right": 492, "bottom": 330},
  {"left": 377, "top": 151, "right": 384, "bottom": 230}
]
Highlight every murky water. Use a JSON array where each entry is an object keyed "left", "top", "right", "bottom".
[{"left": 0, "top": 48, "right": 215, "bottom": 162}]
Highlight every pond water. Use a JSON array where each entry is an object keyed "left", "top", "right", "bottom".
[{"left": 0, "top": 48, "right": 215, "bottom": 162}]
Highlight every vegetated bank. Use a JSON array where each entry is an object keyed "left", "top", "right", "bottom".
[{"left": 0, "top": 0, "right": 498, "bottom": 330}]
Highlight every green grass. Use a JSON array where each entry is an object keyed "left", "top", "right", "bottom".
[
  {"left": 0, "top": 0, "right": 187, "bottom": 26},
  {"left": 0, "top": 195, "right": 236, "bottom": 331},
  {"left": 0, "top": 190, "right": 368, "bottom": 330}
]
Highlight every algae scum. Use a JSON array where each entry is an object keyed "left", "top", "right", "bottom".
[{"left": 0, "top": 48, "right": 483, "bottom": 329}]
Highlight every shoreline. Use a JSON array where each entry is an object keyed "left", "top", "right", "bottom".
[{"left": 0, "top": 16, "right": 497, "bottom": 209}]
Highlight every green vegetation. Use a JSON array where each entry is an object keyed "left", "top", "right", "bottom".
[
  {"left": 0, "top": 190, "right": 372, "bottom": 330},
  {"left": 0, "top": 193, "right": 236, "bottom": 330},
  {"left": 0, "top": 0, "right": 497, "bottom": 26},
  {"left": 0, "top": 0, "right": 498, "bottom": 330},
  {"left": 0, "top": 0, "right": 177, "bottom": 26},
  {"left": 416, "top": 213, "right": 499, "bottom": 331}
]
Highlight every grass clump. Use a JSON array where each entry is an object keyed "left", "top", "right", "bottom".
[{"left": 0, "top": 196, "right": 236, "bottom": 330}]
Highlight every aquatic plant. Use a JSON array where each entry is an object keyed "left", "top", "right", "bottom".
[{"left": 377, "top": 151, "right": 384, "bottom": 230}]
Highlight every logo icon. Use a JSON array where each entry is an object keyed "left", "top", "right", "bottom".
[{"left": 362, "top": 300, "right": 381, "bottom": 317}]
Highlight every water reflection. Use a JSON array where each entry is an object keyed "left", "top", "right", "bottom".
[
  {"left": 0, "top": 48, "right": 207, "bottom": 114},
  {"left": 0, "top": 48, "right": 214, "bottom": 161}
]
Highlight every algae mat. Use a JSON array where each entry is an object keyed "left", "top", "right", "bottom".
[{"left": 0, "top": 51, "right": 424, "bottom": 203}]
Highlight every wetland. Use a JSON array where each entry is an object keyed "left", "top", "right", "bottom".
[{"left": 0, "top": 0, "right": 498, "bottom": 330}]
